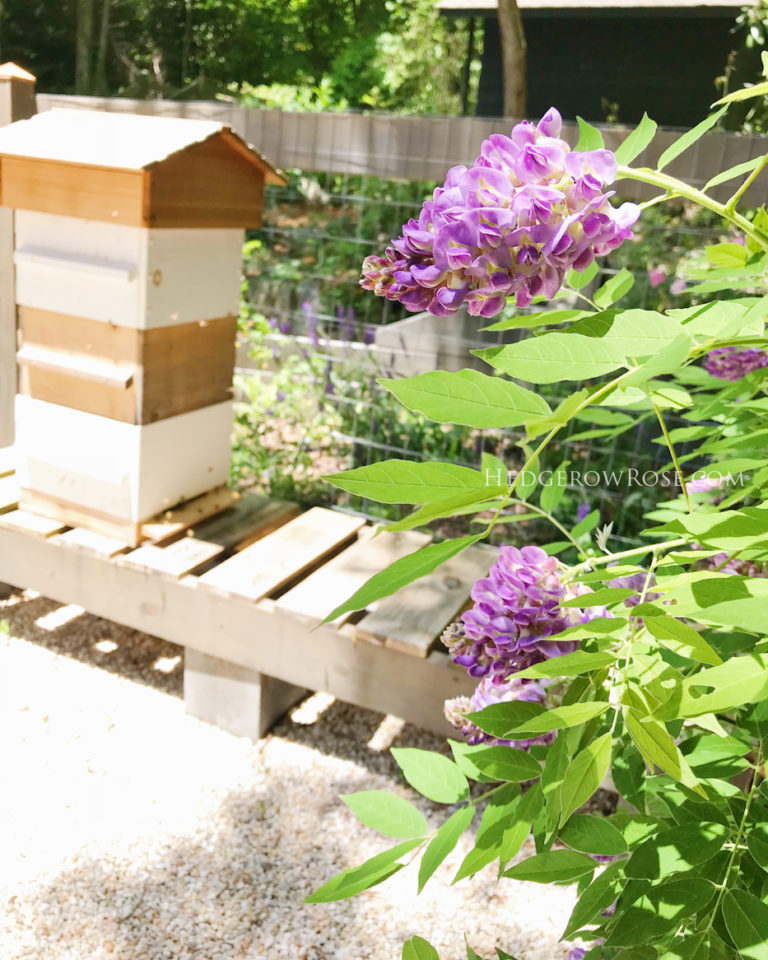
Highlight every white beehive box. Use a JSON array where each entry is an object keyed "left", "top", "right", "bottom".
[{"left": 0, "top": 108, "right": 285, "bottom": 544}]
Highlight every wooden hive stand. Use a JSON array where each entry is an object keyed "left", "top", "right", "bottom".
[{"left": 0, "top": 450, "right": 488, "bottom": 738}]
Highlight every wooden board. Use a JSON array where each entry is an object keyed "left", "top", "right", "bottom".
[
  {"left": 15, "top": 396, "right": 233, "bottom": 522},
  {"left": 0, "top": 445, "right": 15, "bottom": 477},
  {"left": 140, "top": 316, "right": 235, "bottom": 423},
  {"left": 0, "top": 156, "right": 146, "bottom": 225},
  {"left": 54, "top": 527, "right": 131, "bottom": 558},
  {"left": 0, "top": 471, "right": 19, "bottom": 512},
  {"left": 18, "top": 308, "right": 236, "bottom": 424},
  {"left": 146, "top": 134, "right": 265, "bottom": 228},
  {"left": 120, "top": 537, "right": 224, "bottom": 578},
  {"left": 14, "top": 212, "right": 242, "bottom": 331},
  {"left": 0, "top": 507, "right": 66, "bottom": 537},
  {"left": 276, "top": 527, "right": 431, "bottom": 627},
  {"left": 18, "top": 489, "right": 140, "bottom": 544},
  {"left": 141, "top": 486, "right": 240, "bottom": 544},
  {"left": 354, "top": 544, "right": 495, "bottom": 658},
  {"left": 198, "top": 507, "right": 365, "bottom": 601},
  {"left": 0, "top": 521, "right": 474, "bottom": 736},
  {"left": 188, "top": 493, "right": 301, "bottom": 552}
]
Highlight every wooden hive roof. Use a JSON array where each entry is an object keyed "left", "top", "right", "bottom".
[{"left": 0, "top": 108, "right": 286, "bottom": 228}]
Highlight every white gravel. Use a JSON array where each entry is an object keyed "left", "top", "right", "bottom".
[{"left": 0, "top": 588, "right": 580, "bottom": 960}]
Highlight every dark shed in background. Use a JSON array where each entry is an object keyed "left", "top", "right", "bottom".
[{"left": 438, "top": 0, "right": 750, "bottom": 126}]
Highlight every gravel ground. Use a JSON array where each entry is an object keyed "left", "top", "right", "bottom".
[{"left": 0, "top": 588, "right": 581, "bottom": 960}]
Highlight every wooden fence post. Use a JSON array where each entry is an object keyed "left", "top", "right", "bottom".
[
  {"left": 0, "top": 63, "right": 36, "bottom": 450},
  {"left": 0, "top": 64, "right": 35, "bottom": 598}
]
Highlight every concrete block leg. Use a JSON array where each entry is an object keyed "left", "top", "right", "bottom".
[{"left": 184, "top": 649, "right": 310, "bottom": 739}]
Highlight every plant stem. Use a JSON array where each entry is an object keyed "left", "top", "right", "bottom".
[
  {"left": 726, "top": 152, "right": 768, "bottom": 212},
  {"left": 651, "top": 397, "right": 692, "bottom": 513},
  {"left": 616, "top": 164, "right": 768, "bottom": 253},
  {"left": 507, "top": 498, "right": 587, "bottom": 556}
]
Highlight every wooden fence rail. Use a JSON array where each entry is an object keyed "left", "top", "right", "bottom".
[{"left": 36, "top": 93, "right": 768, "bottom": 205}]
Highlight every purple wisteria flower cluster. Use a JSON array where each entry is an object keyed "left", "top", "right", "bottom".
[
  {"left": 442, "top": 544, "right": 606, "bottom": 747},
  {"left": 705, "top": 345, "right": 768, "bottom": 381},
  {"left": 361, "top": 108, "right": 640, "bottom": 318}
]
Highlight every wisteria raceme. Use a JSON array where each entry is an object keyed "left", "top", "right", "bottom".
[
  {"left": 705, "top": 345, "right": 768, "bottom": 381},
  {"left": 442, "top": 544, "right": 608, "bottom": 749},
  {"left": 360, "top": 107, "right": 640, "bottom": 318}
]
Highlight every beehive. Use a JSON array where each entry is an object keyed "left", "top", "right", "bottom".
[{"left": 0, "top": 108, "right": 285, "bottom": 543}]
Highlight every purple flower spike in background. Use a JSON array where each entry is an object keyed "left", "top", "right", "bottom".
[
  {"left": 361, "top": 107, "right": 640, "bottom": 318},
  {"left": 705, "top": 346, "right": 768, "bottom": 381}
]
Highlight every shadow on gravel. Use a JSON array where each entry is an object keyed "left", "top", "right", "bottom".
[{"left": 0, "top": 589, "right": 184, "bottom": 697}]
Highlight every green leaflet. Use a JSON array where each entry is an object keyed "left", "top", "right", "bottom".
[
  {"left": 623, "top": 708, "right": 704, "bottom": 796},
  {"left": 503, "top": 849, "right": 596, "bottom": 884},
  {"left": 614, "top": 113, "right": 657, "bottom": 166},
  {"left": 704, "top": 155, "right": 765, "bottom": 190},
  {"left": 476, "top": 310, "right": 684, "bottom": 384},
  {"left": 453, "top": 784, "right": 523, "bottom": 881},
  {"left": 417, "top": 806, "right": 474, "bottom": 893},
  {"left": 575, "top": 116, "right": 604, "bottom": 151},
  {"left": 321, "top": 534, "right": 480, "bottom": 623},
  {"left": 722, "top": 889, "right": 768, "bottom": 960},
  {"left": 483, "top": 308, "right": 591, "bottom": 331},
  {"left": 391, "top": 748, "right": 469, "bottom": 803},
  {"left": 651, "top": 506, "right": 768, "bottom": 552},
  {"left": 606, "top": 878, "right": 716, "bottom": 947},
  {"left": 340, "top": 790, "right": 428, "bottom": 839},
  {"left": 468, "top": 701, "right": 610, "bottom": 740},
  {"left": 507, "top": 650, "right": 618, "bottom": 681},
  {"left": 657, "top": 106, "right": 727, "bottom": 169},
  {"left": 659, "top": 572, "right": 768, "bottom": 633},
  {"left": 403, "top": 936, "right": 441, "bottom": 960},
  {"left": 674, "top": 652, "right": 768, "bottom": 718},
  {"left": 559, "top": 733, "right": 612, "bottom": 827},
  {"left": 304, "top": 838, "right": 422, "bottom": 902},
  {"left": 559, "top": 814, "right": 628, "bottom": 856},
  {"left": 715, "top": 80, "right": 768, "bottom": 104},
  {"left": 455, "top": 745, "right": 542, "bottom": 783},
  {"left": 624, "top": 821, "right": 728, "bottom": 879},
  {"left": 324, "top": 459, "right": 488, "bottom": 504},
  {"left": 643, "top": 616, "right": 723, "bottom": 666},
  {"left": 561, "top": 859, "right": 625, "bottom": 940},
  {"left": 593, "top": 269, "right": 635, "bottom": 309},
  {"left": 382, "top": 486, "right": 508, "bottom": 534},
  {"left": 378, "top": 369, "right": 551, "bottom": 428}
]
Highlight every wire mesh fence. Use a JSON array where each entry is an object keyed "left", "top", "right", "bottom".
[{"left": 236, "top": 167, "right": 730, "bottom": 547}]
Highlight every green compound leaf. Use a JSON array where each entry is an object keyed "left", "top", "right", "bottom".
[
  {"left": 559, "top": 814, "right": 628, "bottom": 856},
  {"left": 324, "top": 459, "right": 488, "bottom": 504},
  {"left": 503, "top": 849, "right": 596, "bottom": 884},
  {"left": 607, "top": 878, "right": 716, "bottom": 947},
  {"left": 403, "top": 936, "right": 440, "bottom": 960},
  {"left": 418, "top": 805, "right": 474, "bottom": 893},
  {"left": 559, "top": 733, "right": 612, "bottom": 827},
  {"left": 391, "top": 747, "right": 469, "bottom": 804},
  {"left": 722, "top": 889, "right": 768, "bottom": 960},
  {"left": 340, "top": 790, "right": 428, "bottom": 839},
  {"left": 614, "top": 113, "right": 658, "bottom": 165},
  {"left": 562, "top": 859, "right": 625, "bottom": 940},
  {"left": 304, "top": 838, "right": 422, "bottom": 903},
  {"left": 321, "top": 535, "right": 480, "bottom": 623},
  {"left": 378, "top": 369, "right": 551, "bottom": 428},
  {"left": 575, "top": 116, "right": 605, "bottom": 151},
  {"left": 624, "top": 821, "right": 728, "bottom": 880}
]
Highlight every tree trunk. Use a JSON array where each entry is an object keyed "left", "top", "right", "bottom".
[
  {"left": 94, "top": 0, "right": 111, "bottom": 95},
  {"left": 497, "top": 0, "right": 526, "bottom": 118},
  {"left": 75, "top": 0, "right": 94, "bottom": 94}
]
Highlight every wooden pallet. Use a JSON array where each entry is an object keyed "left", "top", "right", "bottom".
[{"left": 0, "top": 458, "right": 489, "bottom": 736}]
